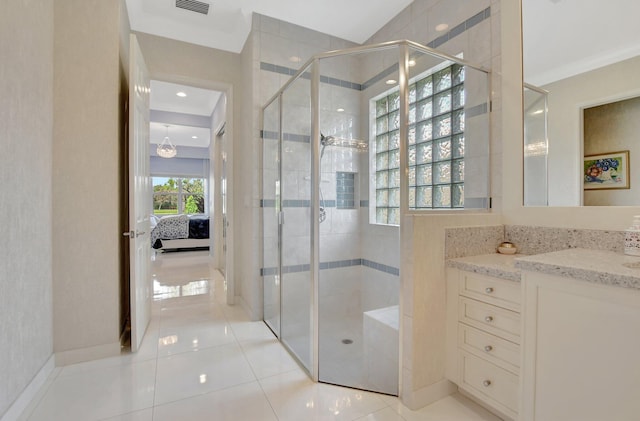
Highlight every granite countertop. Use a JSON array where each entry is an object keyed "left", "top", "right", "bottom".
[
  {"left": 446, "top": 253, "right": 523, "bottom": 282},
  {"left": 515, "top": 248, "right": 640, "bottom": 290}
]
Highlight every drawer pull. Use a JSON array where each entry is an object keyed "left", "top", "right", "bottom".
[
  {"left": 482, "top": 380, "right": 492, "bottom": 387},
  {"left": 484, "top": 345, "right": 493, "bottom": 352},
  {"left": 485, "top": 287, "right": 494, "bottom": 293},
  {"left": 484, "top": 315, "right": 494, "bottom": 322}
]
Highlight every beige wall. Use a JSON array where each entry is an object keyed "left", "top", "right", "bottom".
[
  {"left": 52, "top": 0, "right": 124, "bottom": 362},
  {"left": 584, "top": 96, "right": 640, "bottom": 206},
  {"left": 134, "top": 33, "right": 241, "bottom": 86},
  {"left": 0, "top": 0, "right": 54, "bottom": 416}
]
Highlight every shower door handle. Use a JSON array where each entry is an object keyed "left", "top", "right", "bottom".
[{"left": 278, "top": 211, "right": 284, "bottom": 225}]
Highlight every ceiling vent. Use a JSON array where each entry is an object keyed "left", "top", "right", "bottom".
[{"left": 175, "top": 0, "right": 210, "bottom": 15}]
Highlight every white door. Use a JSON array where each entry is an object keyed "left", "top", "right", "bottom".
[{"left": 127, "top": 34, "right": 152, "bottom": 352}]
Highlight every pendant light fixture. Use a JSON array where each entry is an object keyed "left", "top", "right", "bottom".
[{"left": 157, "top": 124, "right": 177, "bottom": 158}]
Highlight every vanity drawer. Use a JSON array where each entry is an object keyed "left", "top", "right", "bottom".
[
  {"left": 459, "top": 297, "right": 520, "bottom": 344},
  {"left": 459, "top": 324, "right": 520, "bottom": 374},
  {"left": 460, "top": 351, "right": 519, "bottom": 418},
  {"left": 459, "top": 272, "right": 521, "bottom": 311}
]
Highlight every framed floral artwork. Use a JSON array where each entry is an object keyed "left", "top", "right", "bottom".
[{"left": 584, "top": 150, "right": 630, "bottom": 190}]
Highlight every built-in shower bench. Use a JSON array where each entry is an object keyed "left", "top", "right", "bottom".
[{"left": 363, "top": 305, "right": 399, "bottom": 394}]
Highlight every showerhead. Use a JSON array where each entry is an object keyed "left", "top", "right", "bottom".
[
  {"left": 320, "top": 133, "right": 336, "bottom": 146},
  {"left": 320, "top": 133, "right": 367, "bottom": 151}
]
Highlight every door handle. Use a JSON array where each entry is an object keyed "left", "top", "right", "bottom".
[{"left": 123, "top": 230, "right": 145, "bottom": 238}]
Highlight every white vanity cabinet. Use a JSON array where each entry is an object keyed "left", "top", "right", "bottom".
[
  {"left": 520, "top": 271, "right": 640, "bottom": 421},
  {"left": 446, "top": 267, "right": 521, "bottom": 420}
]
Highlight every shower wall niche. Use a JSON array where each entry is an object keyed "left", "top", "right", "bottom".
[{"left": 262, "top": 40, "right": 490, "bottom": 396}]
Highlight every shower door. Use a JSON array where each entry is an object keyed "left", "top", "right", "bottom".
[
  {"left": 263, "top": 70, "right": 314, "bottom": 374},
  {"left": 263, "top": 98, "right": 280, "bottom": 335},
  {"left": 279, "top": 73, "right": 313, "bottom": 371}
]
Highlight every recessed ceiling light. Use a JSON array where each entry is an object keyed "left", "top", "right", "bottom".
[
  {"left": 176, "top": 91, "right": 187, "bottom": 97},
  {"left": 289, "top": 56, "right": 301, "bottom": 63},
  {"left": 435, "top": 23, "right": 449, "bottom": 32},
  {"left": 336, "top": 108, "right": 345, "bottom": 112},
  {"left": 386, "top": 79, "right": 397, "bottom": 85},
  {"left": 192, "top": 135, "right": 198, "bottom": 139},
  {"left": 408, "top": 59, "right": 416, "bottom": 67}
]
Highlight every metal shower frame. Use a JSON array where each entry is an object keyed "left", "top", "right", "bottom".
[{"left": 262, "top": 39, "right": 491, "bottom": 386}]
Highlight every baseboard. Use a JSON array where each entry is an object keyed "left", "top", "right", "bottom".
[
  {"left": 1, "top": 355, "right": 57, "bottom": 421},
  {"left": 232, "top": 295, "right": 256, "bottom": 321},
  {"left": 458, "top": 389, "right": 514, "bottom": 421},
  {"left": 400, "top": 378, "right": 458, "bottom": 410},
  {"left": 55, "top": 342, "right": 121, "bottom": 366}
]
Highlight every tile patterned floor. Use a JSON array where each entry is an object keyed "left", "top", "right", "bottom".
[{"left": 21, "top": 251, "right": 501, "bottom": 421}]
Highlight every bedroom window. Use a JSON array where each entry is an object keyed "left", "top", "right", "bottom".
[
  {"left": 153, "top": 177, "right": 206, "bottom": 215},
  {"left": 371, "top": 63, "right": 465, "bottom": 226}
]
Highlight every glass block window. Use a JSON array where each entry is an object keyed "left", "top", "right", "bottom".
[
  {"left": 374, "top": 63, "right": 465, "bottom": 225},
  {"left": 336, "top": 172, "right": 356, "bottom": 209}
]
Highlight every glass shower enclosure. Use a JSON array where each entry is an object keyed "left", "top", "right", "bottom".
[
  {"left": 262, "top": 40, "right": 491, "bottom": 395},
  {"left": 524, "top": 83, "right": 549, "bottom": 206}
]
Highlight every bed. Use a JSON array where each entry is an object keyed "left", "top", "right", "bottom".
[{"left": 150, "top": 214, "right": 210, "bottom": 251}]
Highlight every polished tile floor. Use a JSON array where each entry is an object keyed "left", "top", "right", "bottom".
[{"left": 22, "top": 251, "right": 501, "bottom": 421}]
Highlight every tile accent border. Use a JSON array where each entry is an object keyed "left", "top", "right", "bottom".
[
  {"left": 362, "top": 7, "right": 492, "bottom": 91},
  {"left": 260, "top": 7, "right": 492, "bottom": 97},
  {"left": 260, "top": 62, "right": 362, "bottom": 91},
  {"left": 260, "top": 199, "right": 338, "bottom": 208},
  {"left": 260, "top": 258, "right": 399, "bottom": 277},
  {"left": 362, "top": 259, "right": 400, "bottom": 276},
  {"left": 261, "top": 130, "right": 311, "bottom": 143},
  {"left": 426, "top": 8, "right": 491, "bottom": 50}
]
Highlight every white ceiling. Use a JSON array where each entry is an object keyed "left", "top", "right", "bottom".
[
  {"left": 149, "top": 80, "right": 221, "bottom": 148},
  {"left": 150, "top": 122, "right": 211, "bottom": 148},
  {"left": 150, "top": 80, "right": 221, "bottom": 116},
  {"left": 523, "top": 0, "right": 640, "bottom": 86},
  {"left": 125, "top": 0, "right": 413, "bottom": 54}
]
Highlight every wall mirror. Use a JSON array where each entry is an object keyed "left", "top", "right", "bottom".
[{"left": 522, "top": 0, "right": 640, "bottom": 206}]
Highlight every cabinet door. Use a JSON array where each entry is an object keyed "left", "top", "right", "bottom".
[{"left": 522, "top": 272, "right": 640, "bottom": 421}]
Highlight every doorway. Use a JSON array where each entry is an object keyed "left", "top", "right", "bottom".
[
  {"left": 147, "top": 80, "right": 225, "bottom": 289},
  {"left": 123, "top": 76, "right": 235, "bottom": 351}
]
